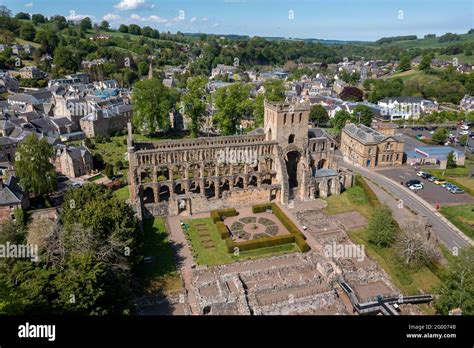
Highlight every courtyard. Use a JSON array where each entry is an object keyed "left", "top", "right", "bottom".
[{"left": 182, "top": 205, "right": 306, "bottom": 266}]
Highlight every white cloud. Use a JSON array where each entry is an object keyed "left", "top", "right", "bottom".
[
  {"left": 66, "top": 10, "right": 94, "bottom": 21},
  {"left": 190, "top": 17, "right": 197, "bottom": 23},
  {"left": 24, "top": 2, "right": 33, "bottom": 8},
  {"left": 130, "top": 13, "right": 142, "bottom": 20},
  {"left": 103, "top": 13, "right": 120, "bottom": 21},
  {"left": 148, "top": 15, "right": 168, "bottom": 24},
  {"left": 201, "top": 17, "right": 208, "bottom": 22},
  {"left": 212, "top": 23, "right": 219, "bottom": 27},
  {"left": 114, "top": 0, "right": 149, "bottom": 11}
]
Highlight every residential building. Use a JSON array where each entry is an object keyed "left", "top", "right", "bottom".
[
  {"left": 0, "top": 176, "right": 29, "bottom": 222},
  {"left": 341, "top": 123, "right": 405, "bottom": 168},
  {"left": 54, "top": 145, "right": 93, "bottom": 178}
]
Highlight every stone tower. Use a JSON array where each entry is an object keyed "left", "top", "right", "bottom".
[{"left": 263, "top": 100, "right": 310, "bottom": 150}]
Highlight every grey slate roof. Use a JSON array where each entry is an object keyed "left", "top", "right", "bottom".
[
  {"left": 0, "top": 176, "right": 25, "bottom": 205},
  {"left": 343, "top": 123, "right": 403, "bottom": 144}
]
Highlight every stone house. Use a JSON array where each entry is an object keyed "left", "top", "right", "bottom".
[
  {"left": 54, "top": 145, "right": 93, "bottom": 178},
  {"left": 0, "top": 176, "right": 29, "bottom": 222},
  {"left": 80, "top": 104, "right": 133, "bottom": 138},
  {"left": 341, "top": 123, "right": 405, "bottom": 168}
]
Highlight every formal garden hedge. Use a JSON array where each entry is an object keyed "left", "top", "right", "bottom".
[
  {"left": 225, "top": 234, "right": 296, "bottom": 253},
  {"left": 210, "top": 208, "right": 238, "bottom": 223},
  {"left": 212, "top": 204, "right": 311, "bottom": 253}
]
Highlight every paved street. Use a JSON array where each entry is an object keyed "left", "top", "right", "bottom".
[{"left": 340, "top": 158, "right": 473, "bottom": 250}]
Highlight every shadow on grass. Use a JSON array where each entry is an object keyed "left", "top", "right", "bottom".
[{"left": 134, "top": 218, "right": 186, "bottom": 302}]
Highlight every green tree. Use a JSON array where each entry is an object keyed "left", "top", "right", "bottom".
[
  {"left": 309, "top": 105, "right": 329, "bottom": 127},
  {"left": 435, "top": 247, "right": 474, "bottom": 315},
  {"left": 182, "top": 76, "right": 208, "bottom": 137},
  {"left": 53, "top": 253, "right": 107, "bottom": 314},
  {"left": 104, "top": 163, "right": 114, "bottom": 179},
  {"left": 118, "top": 24, "right": 128, "bottom": 33},
  {"left": 35, "top": 29, "right": 59, "bottom": 54},
  {"left": 14, "top": 12, "right": 30, "bottom": 20},
  {"left": 128, "top": 24, "right": 141, "bottom": 35},
  {"left": 398, "top": 55, "right": 411, "bottom": 72},
  {"left": 459, "top": 134, "right": 469, "bottom": 146},
  {"left": 447, "top": 151, "right": 456, "bottom": 169},
  {"left": 31, "top": 14, "right": 46, "bottom": 25},
  {"left": 79, "top": 17, "right": 92, "bottom": 32},
  {"left": 99, "top": 20, "right": 110, "bottom": 31},
  {"left": 14, "top": 134, "right": 56, "bottom": 196},
  {"left": 19, "top": 22, "right": 36, "bottom": 41},
  {"left": 53, "top": 46, "right": 80, "bottom": 73},
  {"left": 432, "top": 128, "right": 448, "bottom": 144},
  {"left": 331, "top": 110, "right": 353, "bottom": 133},
  {"left": 419, "top": 54, "right": 432, "bottom": 72},
  {"left": 367, "top": 205, "right": 397, "bottom": 247},
  {"left": 213, "top": 83, "right": 253, "bottom": 135},
  {"left": 353, "top": 105, "right": 374, "bottom": 127},
  {"left": 131, "top": 78, "right": 178, "bottom": 133}
]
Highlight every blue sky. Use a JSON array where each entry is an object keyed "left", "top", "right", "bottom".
[{"left": 2, "top": 0, "right": 473, "bottom": 40}]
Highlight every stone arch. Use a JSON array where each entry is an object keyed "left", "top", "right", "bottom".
[
  {"left": 189, "top": 180, "right": 201, "bottom": 194},
  {"left": 327, "top": 179, "right": 333, "bottom": 197},
  {"left": 220, "top": 178, "right": 230, "bottom": 194},
  {"left": 285, "top": 150, "right": 301, "bottom": 189},
  {"left": 314, "top": 182, "right": 320, "bottom": 198},
  {"left": 159, "top": 185, "right": 170, "bottom": 202},
  {"left": 248, "top": 174, "right": 258, "bottom": 187},
  {"left": 188, "top": 163, "right": 201, "bottom": 179},
  {"left": 174, "top": 183, "right": 185, "bottom": 195},
  {"left": 140, "top": 168, "right": 152, "bottom": 183},
  {"left": 234, "top": 176, "right": 244, "bottom": 189},
  {"left": 205, "top": 180, "right": 215, "bottom": 198},
  {"left": 172, "top": 164, "right": 186, "bottom": 180},
  {"left": 143, "top": 187, "right": 155, "bottom": 203},
  {"left": 317, "top": 158, "right": 328, "bottom": 170},
  {"left": 156, "top": 166, "right": 169, "bottom": 181},
  {"left": 262, "top": 174, "right": 272, "bottom": 185}
]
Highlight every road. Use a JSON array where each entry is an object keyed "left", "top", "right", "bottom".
[{"left": 340, "top": 158, "right": 472, "bottom": 250}]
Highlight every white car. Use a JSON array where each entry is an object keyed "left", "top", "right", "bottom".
[
  {"left": 460, "top": 125, "right": 470, "bottom": 130},
  {"left": 459, "top": 130, "right": 470, "bottom": 135},
  {"left": 416, "top": 171, "right": 425, "bottom": 177},
  {"left": 409, "top": 184, "right": 423, "bottom": 190}
]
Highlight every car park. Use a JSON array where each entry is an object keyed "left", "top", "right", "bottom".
[
  {"left": 428, "top": 176, "right": 438, "bottom": 182},
  {"left": 434, "top": 179, "right": 446, "bottom": 185},
  {"left": 450, "top": 187, "right": 465, "bottom": 194},
  {"left": 421, "top": 173, "right": 432, "bottom": 180}
]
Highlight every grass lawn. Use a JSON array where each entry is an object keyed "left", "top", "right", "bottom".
[
  {"left": 184, "top": 217, "right": 300, "bottom": 266},
  {"left": 347, "top": 228, "right": 442, "bottom": 314},
  {"left": 324, "top": 185, "right": 373, "bottom": 219},
  {"left": 114, "top": 185, "right": 130, "bottom": 201},
  {"left": 87, "top": 173, "right": 104, "bottom": 182},
  {"left": 385, "top": 69, "right": 441, "bottom": 83},
  {"left": 440, "top": 204, "right": 474, "bottom": 239},
  {"left": 136, "top": 218, "right": 182, "bottom": 296}
]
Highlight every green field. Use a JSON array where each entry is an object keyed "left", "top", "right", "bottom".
[
  {"left": 184, "top": 217, "right": 300, "bottom": 266},
  {"left": 385, "top": 69, "right": 442, "bottom": 83},
  {"left": 114, "top": 185, "right": 130, "bottom": 201},
  {"left": 136, "top": 218, "right": 183, "bottom": 296},
  {"left": 324, "top": 185, "right": 374, "bottom": 219},
  {"left": 440, "top": 204, "right": 474, "bottom": 239},
  {"left": 325, "top": 181, "right": 446, "bottom": 313}
]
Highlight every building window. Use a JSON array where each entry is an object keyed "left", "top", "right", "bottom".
[
  {"left": 291, "top": 113, "right": 294, "bottom": 124},
  {"left": 299, "top": 113, "right": 302, "bottom": 123},
  {"left": 284, "top": 114, "right": 287, "bottom": 124},
  {"left": 288, "top": 134, "right": 295, "bottom": 144}
]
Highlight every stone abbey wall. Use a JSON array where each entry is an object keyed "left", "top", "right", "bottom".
[{"left": 128, "top": 102, "right": 354, "bottom": 218}]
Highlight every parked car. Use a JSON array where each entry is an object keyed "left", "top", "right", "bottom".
[
  {"left": 459, "top": 130, "right": 470, "bottom": 135},
  {"left": 416, "top": 171, "right": 425, "bottom": 177},
  {"left": 444, "top": 183, "right": 456, "bottom": 190},
  {"left": 143, "top": 256, "right": 152, "bottom": 264},
  {"left": 450, "top": 188, "right": 465, "bottom": 194},
  {"left": 409, "top": 184, "right": 424, "bottom": 190},
  {"left": 460, "top": 125, "right": 470, "bottom": 130},
  {"left": 441, "top": 182, "right": 451, "bottom": 188},
  {"left": 71, "top": 182, "right": 82, "bottom": 188},
  {"left": 434, "top": 179, "right": 447, "bottom": 185},
  {"left": 421, "top": 173, "right": 432, "bottom": 180},
  {"left": 405, "top": 179, "right": 421, "bottom": 187}
]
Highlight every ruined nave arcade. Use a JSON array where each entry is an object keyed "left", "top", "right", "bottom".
[{"left": 128, "top": 101, "right": 353, "bottom": 218}]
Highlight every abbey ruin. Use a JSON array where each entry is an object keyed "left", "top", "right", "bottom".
[{"left": 128, "top": 101, "right": 354, "bottom": 218}]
